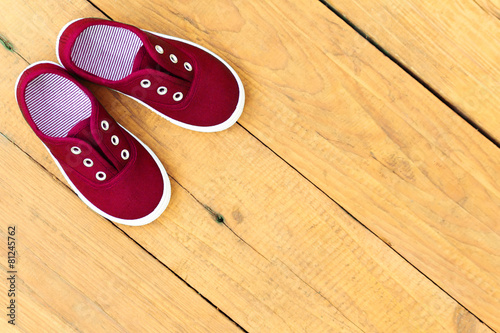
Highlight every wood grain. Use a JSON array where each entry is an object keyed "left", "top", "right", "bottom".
[
  {"left": 0, "top": 0, "right": 498, "bottom": 332},
  {"left": 85, "top": 0, "right": 500, "bottom": 329},
  {"left": 98, "top": 87, "right": 495, "bottom": 333},
  {"left": 0, "top": 135, "right": 241, "bottom": 333},
  {"left": 2, "top": 49, "right": 487, "bottom": 332},
  {"left": 325, "top": 0, "right": 500, "bottom": 143}
]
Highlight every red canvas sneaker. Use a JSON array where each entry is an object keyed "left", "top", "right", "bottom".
[
  {"left": 15, "top": 61, "right": 170, "bottom": 226},
  {"left": 56, "top": 18, "right": 245, "bottom": 132}
]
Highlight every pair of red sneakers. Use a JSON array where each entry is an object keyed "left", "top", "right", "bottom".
[{"left": 16, "top": 18, "right": 245, "bottom": 226}]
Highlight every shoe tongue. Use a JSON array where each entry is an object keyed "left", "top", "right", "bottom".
[
  {"left": 65, "top": 117, "right": 99, "bottom": 152},
  {"left": 66, "top": 117, "right": 120, "bottom": 171},
  {"left": 132, "top": 45, "right": 186, "bottom": 79},
  {"left": 66, "top": 117, "right": 92, "bottom": 141},
  {"left": 132, "top": 46, "right": 159, "bottom": 72}
]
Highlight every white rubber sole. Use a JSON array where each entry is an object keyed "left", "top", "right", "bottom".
[
  {"left": 16, "top": 60, "right": 171, "bottom": 226},
  {"left": 56, "top": 18, "right": 245, "bottom": 132}
]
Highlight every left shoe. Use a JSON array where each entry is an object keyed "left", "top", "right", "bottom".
[
  {"left": 56, "top": 18, "right": 245, "bottom": 132},
  {"left": 15, "top": 61, "right": 171, "bottom": 226}
]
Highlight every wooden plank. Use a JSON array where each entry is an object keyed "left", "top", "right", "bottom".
[
  {"left": 82, "top": 0, "right": 500, "bottom": 329},
  {"left": 0, "top": 134, "right": 241, "bottom": 333},
  {"left": 324, "top": 0, "right": 500, "bottom": 143},
  {"left": 100, "top": 88, "right": 495, "bottom": 333},
  {"left": 1, "top": 5, "right": 357, "bottom": 332},
  {"left": 0, "top": 45, "right": 465, "bottom": 333},
  {"left": 0, "top": 0, "right": 497, "bottom": 332}
]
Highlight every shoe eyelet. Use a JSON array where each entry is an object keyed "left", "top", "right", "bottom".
[
  {"left": 101, "top": 120, "right": 109, "bottom": 131},
  {"left": 169, "top": 54, "right": 178, "bottom": 63},
  {"left": 173, "top": 92, "right": 183, "bottom": 101},
  {"left": 155, "top": 45, "right": 164, "bottom": 54},
  {"left": 157, "top": 86, "right": 168, "bottom": 95},
  {"left": 111, "top": 135, "right": 119, "bottom": 146},
  {"left": 121, "top": 149, "right": 130, "bottom": 160},
  {"left": 71, "top": 146, "right": 82, "bottom": 155},
  {"left": 140, "top": 79, "right": 151, "bottom": 88},
  {"left": 96, "top": 171, "right": 106, "bottom": 181},
  {"left": 83, "top": 158, "right": 94, "bottom": 167},
  {"left": 184, "top": 62, "right": 192, "bottom": 71}
]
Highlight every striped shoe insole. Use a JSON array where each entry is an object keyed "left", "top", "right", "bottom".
[
  {"left": 25, "top": 73, "right": 92, "bottom": 138},
  {"left": 71, "top": 25, "right": 143, "bottom": 81}
]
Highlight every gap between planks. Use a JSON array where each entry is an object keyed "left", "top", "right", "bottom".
[
  {"left": 4, "top": 0, "right": 493, "bottom": 329},
  {"left": 238, "top": 117, "right": 494, "bottom": 331},
  {"left": 318, "top": 0, "right": 500, "bottom": 149},
  {"left": 0, "top": 129, "right": 247, "bottom": 333},
  {"left": 9, "top": 0, "right": 496, "bottom": 327}
]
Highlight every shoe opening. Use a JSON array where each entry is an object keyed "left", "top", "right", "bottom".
[
  {"left": 24, "top": 73, "right": 91, "bottom": 137},
  {"left": 71, "top": 25, "right": 143, "bottom": 81}
]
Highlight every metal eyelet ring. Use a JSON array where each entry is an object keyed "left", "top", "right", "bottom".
[
  {"left": 121, "top": 149, "right": 130, "bottom": 160},
  {"left": 96, "top": 171, "right": 106, "bottom": 181},
  {"left": 83, "top": 158, "right": 94, "bottom": 167},
  {"left": 184, "top": 62, "right": 192, "bottom": 71},
  {"left": 155, "top": 45, "right": 164, "bottom": 54},
  {"left": 140, "top": 79, "right": 151, "bottom": 88},
  {"left": 71, "top": 146, "right": 82, "bottom": 155},
  {"left": 101, "top": 120, "right": 109, "bottom": 131},
  {"left": 173, "top": 92, "right": 183, "bottom": 101},
  {"left": 169, "top": 54, "right": 178, "bottom": 63},
  {"left": 111, "top": 135, "right": 119, "bottom": 146},
  {"left": 157, "top": 86, "right": 168, "bottom": 95}
]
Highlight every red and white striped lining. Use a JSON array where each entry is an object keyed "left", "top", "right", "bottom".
[
  {"left": 71, "top": 25, "right": 143, "bottom": 81},
  {"left": 25, "top": 73, "right": 92, "bottom": 138}
]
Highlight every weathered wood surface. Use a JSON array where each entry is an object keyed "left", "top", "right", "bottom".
[
  {"left": 0, "top": 0, "right": 498, "bottom": 331},
  {"left": 93, "top": 0, "right": 500, "bottom": 328},
  {"left": 0, "top": 135, "right": 241, "bottom": 332},
  {"left": 325, "top": 0, "right": 500, "bottom": 143}
]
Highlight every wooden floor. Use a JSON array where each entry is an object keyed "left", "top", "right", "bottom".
[{"left": 1, "top": 0, "right": 498, "bottom": 332}]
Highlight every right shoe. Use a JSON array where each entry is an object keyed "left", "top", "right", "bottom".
[
  {"left": 56, "top": 18, "right": 245, "bottom": 132},
  {"left": 15, "top": 61, "right": 171, "bottom": 226}
]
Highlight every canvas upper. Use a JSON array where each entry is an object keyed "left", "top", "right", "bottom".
[
  {"left": 57, "top": 18, "right": 245, "bottom": 132},
  {"left": 15, "top": 61, "right": 170, "bottom": 225}
]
